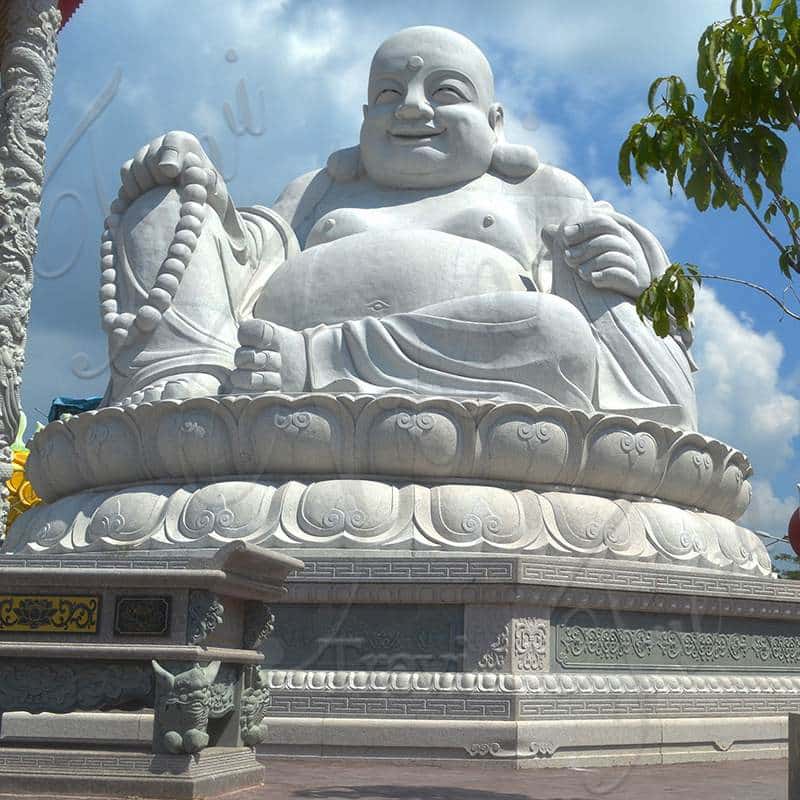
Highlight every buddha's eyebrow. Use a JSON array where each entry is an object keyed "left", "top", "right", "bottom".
[
  {"left": 425, "top": 69, "right": 478, "bottom": 95},
  {"left": 371, "top": 74, "right": 406, "bottom": 87}
]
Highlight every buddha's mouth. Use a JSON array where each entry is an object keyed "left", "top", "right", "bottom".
[{"left": 388, "top": 128, "right": 445, "bottom": 143}]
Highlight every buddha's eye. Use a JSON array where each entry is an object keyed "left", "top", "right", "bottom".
[
  {"left": 432, "top": 86, "right": 467, "bottom": 104},
  {"left": 375, "top": 89, "right": 402, "bottom": 104}
]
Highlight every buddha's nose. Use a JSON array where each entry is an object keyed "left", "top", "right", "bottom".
[{"left": 394, "top": 92, "right": 434, "bottom": 121}]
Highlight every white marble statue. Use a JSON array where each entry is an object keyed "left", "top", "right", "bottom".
[{"left": 100, "top": 25, "right": 697, "bottom": 429}]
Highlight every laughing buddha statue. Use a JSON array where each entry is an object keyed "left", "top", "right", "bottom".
[{"left": 100, "top": 25, "right": 697, "bottom": 429}]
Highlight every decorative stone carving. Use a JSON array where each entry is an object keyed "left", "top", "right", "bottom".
[
  {"left": 187, "top": 590, "right": 223, "bottom": 645},
  {"left": 114, "top": 595, "right": 170, "bottom": 636},
  {"left": 0, "top": 0, "right": 61, "bottom": 525},
  {"left": 262, "top": 668, "right": 800, "bottom": 697},
  {"left": 555, "top": 620, "right": 800, "bottom": 671},
  {"left": 465, "top": 740, "right": 556, "bottom": 759},
  {"left": 513, "top": 618, "right": 547, "bottom": 672},
  {"left": 477, "top": 625, "right": 509, "bottom": 671},
  {"left": 242, "top": 602, "right": 274, "bottom": 650},
  {"left": 151, "top": 660, "right": 236, "bottom": 754},
  {"left": 0, "top": 660, "right": 152, "bottom": 713},
  {"left": 240, "top": 666, "right": 271, "bottom": 746},
  {"left": 24, "top": 396, "right": 753, "bottom": 519},
  {"left": 6, "top": 471, "right": 770, "bottom": 576},
  {"left": 0, "top": 593, "right": 98, "bottom": 632}
]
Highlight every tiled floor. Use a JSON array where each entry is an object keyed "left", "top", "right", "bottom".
[
  {"left": 248, "top": 758, "right": 787, "bottom": 800},
  {"left": 0, "top": 757, "right": 788, "bottom": 800}
]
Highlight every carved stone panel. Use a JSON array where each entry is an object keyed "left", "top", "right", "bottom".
[
  {"left": 554, "top": 608, "right": 800, "bottom": 672},
  {"left": 114, "top": 595, "right": 171, "bottom": 636},
  {"left": 0, "top": 594, "right": 98, "bottom": 633},
  {"left": 264, "top": 603, "right": 464, "bottom": 672}
]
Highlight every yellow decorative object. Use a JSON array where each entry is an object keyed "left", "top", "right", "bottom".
[
  {"left": 6, "top": 448, "right": 42, "bottom": 530},
  {"left": 0, "top": 594, "right": 99, "bottom": 633}
]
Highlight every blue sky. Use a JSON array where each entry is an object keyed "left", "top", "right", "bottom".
[{"left": 26, "top": 0, "right": 800, "bottom": 542}]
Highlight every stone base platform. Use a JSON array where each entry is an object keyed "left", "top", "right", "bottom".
[
  {"left": 258, "top": 550, "right": 800, "bottom": 768},
  {"left": 262, "top": 701, "right": 788, "bottom": 769},
  {"left": 0, "top": 746, "right": 263, "bottom": 799}
]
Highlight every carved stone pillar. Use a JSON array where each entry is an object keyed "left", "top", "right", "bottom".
[{"left": 0, "top": 0, "right": 61, "bottom": 524}]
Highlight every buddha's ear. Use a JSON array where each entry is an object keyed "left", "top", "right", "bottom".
[
  {"left": 489, "top": 101, "right": 539, "bottom": 180},
  {"left": 326, "top": 145, "right": 363, "bottom": 182},
  {"left": 363, "top": 104, "right": 368, "bottom": 120}
]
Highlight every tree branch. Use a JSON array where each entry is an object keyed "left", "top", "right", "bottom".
[
  {"left": 771, "top": 189, "right": 800, "bottom": 251},
  {"left": 694, "top": 126, "right": 794, "bottom": 263},
  {"left": 700, "top": 272, "right": 800, "bottom": 320}
]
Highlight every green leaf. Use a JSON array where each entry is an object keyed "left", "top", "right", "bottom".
[
  {"left": 647, "top": 77, "right": 667, "bottom": 112},
  {"left": 618, "top": 139, "right": 634, "bottom": 185}
]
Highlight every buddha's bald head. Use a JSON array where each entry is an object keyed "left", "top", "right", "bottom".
[
  {"left": 359, "top": 26, "right": 501, "bottom": 189},
  {"left": 368, "top": 26, "right": 495, "bottom": 110}
]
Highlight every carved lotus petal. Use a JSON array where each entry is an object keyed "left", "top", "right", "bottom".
[
  {"left": 660, "top": 442, "right": 719, "bottom": 507},
  {"left": 155, "top": 400, "right": 236, "bottom": 480},
  {"left": 705, "top": 515, "right": 752, "bottom": 568},
  {"left": 295, "top": 479, "right": 402, "bottom": 540},
  {"left": 478, "top": 407, "right": 573, "bottom": 485},
  {"left": 178, "top": 481, "right": 276, "bottom": 542},
  {"left": 241, "top": 395, "right": 352, "bottom": 475},
  {"left": 70, "top": 409, "right": 146, "bottom": 489},
  {"left": 635, "top": 503, "right": 709, "bottom": 562},
  {"left": 710, "top": 461, "right": 752, "bottom": 519},
  {"left": 85, "top": 488, "right": 168, "bottom": 547},
  {"left": 430, "top": 486, "right": 524, "bottom": 545},
  {"left": 27, "top": 423, "right": 82, "bottom": 502},
  {"left": 357, "top": 397, "right": 472, "bottom": 476},
  {"left": 584, "top": 422, "right": 662, "bottom": 495},
  {"left": 6, "top": 502, "right": 68, "bottom": 551},
  {"left": 542, "top": 493, "right": 650, "bottom": 559}
]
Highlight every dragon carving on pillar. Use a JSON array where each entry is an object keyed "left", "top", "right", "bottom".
[{"left": 0, "top": 0, "right": 60, "bottom": 525}]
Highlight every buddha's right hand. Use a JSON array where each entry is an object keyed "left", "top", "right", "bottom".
[{"left": 117, "top": 131, "right": 229, "bottom": 219}]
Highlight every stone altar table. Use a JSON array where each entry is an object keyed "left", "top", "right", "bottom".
[
  {"left": 0, "top": 542, "right": 302, "bottom": 797},
  {"left": 6, "top": 23, "right": 797, "bottom": 771}
]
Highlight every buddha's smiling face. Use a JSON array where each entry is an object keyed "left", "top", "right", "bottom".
[{"left": 360, "top": 27, "right": 499, "bottom": 189}]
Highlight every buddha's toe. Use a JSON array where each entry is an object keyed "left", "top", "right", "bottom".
[
  {"left": 238, "top": 319, "right": 276, "bottom": 349},
  {"left": 229, "top": 369, "right": 281, "bottom": 392}
]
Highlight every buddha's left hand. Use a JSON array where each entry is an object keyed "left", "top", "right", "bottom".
[{"left": 545, "top": 214, "right": 649, "bottom": 298}]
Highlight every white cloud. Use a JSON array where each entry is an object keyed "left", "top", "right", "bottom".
[
  {"left": 692, "top": 288, "right": 800, "bottom": 535},
  {"left": 694, "top": 287, "right": 800, "bottom": 472},
  {"left": 739, "top": 478, "right": 796, "bottom": 536}
]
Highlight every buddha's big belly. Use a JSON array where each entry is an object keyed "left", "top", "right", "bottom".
[{"left": 254, "top": 229, "right": 528, "bottom": 330}]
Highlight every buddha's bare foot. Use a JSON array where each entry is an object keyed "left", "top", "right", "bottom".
[
  {"left": 229, "top": 319, "right": 284, "bottom": 392},
  {"left": 113, "top": 372, "right": 222, "bottom": 407}
]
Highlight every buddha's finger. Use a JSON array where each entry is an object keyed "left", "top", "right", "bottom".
[
  {"left": 156, "top": 145, "right": 182, "bottom": 180},
  {"left": 158, "top": 132, "right": 194, "bottom": 178},
  {"left": 564, "top": 234, "right": 632, "bottom": 266},
  {"left": 234, "top": 347, "right": 282, "bottom": 372},
  {"left": 577, "top": 252, "right": 637, "bottom": 281},
  {"left": 238, "top": 319, "right": 275, "bottom": 348},
  {"left": 591, "top": 266, "right": 640, "bottom": 294},
  {"left": 229, "top": 369, "right": 281, "bottom": 392},
  {"left": 119, "top": 160, "right": 140, "bottom": 203},
  {"left": 561, "top": 215, "right": 623, "bottom": 246},
  {"left": 131, "top": 145, "right": 156, "bottom": 193},
  {"left": 146, "top": 137, "right": 172, "bottom": 185}
]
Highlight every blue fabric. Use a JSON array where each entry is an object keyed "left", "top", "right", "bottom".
[{"left": 48, "top": 396, "right": 103, "bottom": 423}]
